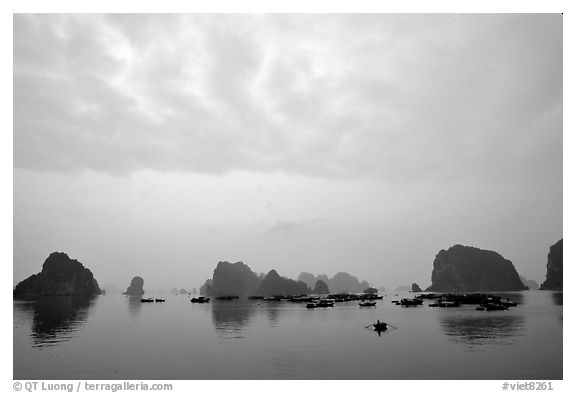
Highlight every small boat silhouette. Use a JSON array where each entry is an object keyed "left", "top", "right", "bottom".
[
  {"left": 477, "top": 303, "right": 509, "bottom": 311},
  {"left": 191, "top": 296, "right": 210, "bottom": 303},
  {"left": 398, "top": 298, "right": 423, "bottom": 306},
  {"left": 373, "top": 320, "right": 388, "bottom": 331},
  {"left": 317, "top": 299, "right": 335, "bottom": 308},
  {"left": 215, "top": 295, "right": 239, "bottom": 300}
]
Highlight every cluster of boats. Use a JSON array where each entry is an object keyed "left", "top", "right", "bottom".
[
  {"left": 476, "top": 303, "right": 511, "bottom": 311},
  {"left": 414, "top": 293, "right": 518, "bottom": 311},
  {"left": 476, "top": 297, "right": 518, "bottom": 311},
  {"left": 305, "top": 299, "right": 335, "bottom": 308},
  {"left": 306, "top": 298, "right": 379, "bottom": 309},
  {"left": 189, "top": 293, "right": 385, "bottom": 307},
  {"left": 327, "top": 293, "right": 384, "bottom": 302},
  {"left": 390, "top": 293, "right": 519, "bottom": 311},
  {"left": 140, "top": 298, "right": 165, "bottom": 303},
  {"left": 251, "top": 295, "right": 317, "bottom": 302},
  {"left": 391, "top": 298, "right": 424, "bottom": 306},
  {"left": 304, "top": 299, "right": 379, "bottom": 308},
  {"left": 214, "top": 295, "right": 240, "bottom": 300},
  {"left": 189, "top": 291, "right": 518, "bottom": 314},
  {"left": 428, "top": 300, "right": 460, "bottom": 308}
]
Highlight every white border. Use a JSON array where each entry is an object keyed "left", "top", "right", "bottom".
[{"left": 3, "top": 2, "right": 572, "bottom": 392}]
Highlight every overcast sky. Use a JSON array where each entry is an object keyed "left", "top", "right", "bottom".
[{"left": 13, "top": 14, "right": 562, "bottom": 291}]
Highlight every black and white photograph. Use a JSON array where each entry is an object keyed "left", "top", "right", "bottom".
[{"left": 10, "top": 8, "right": 565, "bottom": 385}]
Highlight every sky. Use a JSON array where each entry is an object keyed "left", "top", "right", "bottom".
[{"left": 13, "top": 13, "right": 562, "bottom": 291}]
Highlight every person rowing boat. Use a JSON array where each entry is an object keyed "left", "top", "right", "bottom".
[{"left": 374, "top": 319, "right": 388, "bottom": 331}]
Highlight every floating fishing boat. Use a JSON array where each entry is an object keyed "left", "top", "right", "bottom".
[
  {"left": 500, "top": 299, "right": 518, "bottom": 307},
  {"left": 140, "top": 298, "right": 154, "bottom": 303},
  {"left": 190, "top": 296, "right": 210, "bottom": 303},
  {"left": 398, "top": 298, "right": 423, "bottom": 306},
  {"left": 287, "top": 295, "right": 316, "bottom": 303},
  {"left": 215, "top": 295, "right": 238, "bottom": 300},
  {"left": 373, "top": 320, "right": 388, "bottom": 331},
  {"left": 359, "top": 301, "right": 377, "bottom": 307},
  {"left": 359, "top": 294, "right": 383, "bottom": 300},
  {"left": 483, "top": 303, "right": 509, "bottom": 311},
  {"left": 263, "top": 296, "right": 283, "bottom": 301},
  {"left": 154, "top": 298, "right": 166, "bottom": 302},
  {"left": 429, "top": 300, "right": 460, "bottom": 308},
  {"left": 477, "top": 303, "right": 509, "bottom": 311}
]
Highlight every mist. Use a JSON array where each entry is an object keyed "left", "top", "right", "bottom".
[{"left": 13, "top": 14, "right": 562, "bottom": 291}]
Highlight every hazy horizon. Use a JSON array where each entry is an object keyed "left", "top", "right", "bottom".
[{"left": 14, "top": 14, "right": 562, "bottom": 292}]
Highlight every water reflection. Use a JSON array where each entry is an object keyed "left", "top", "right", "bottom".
[
  {"left": 439, "top": 312, "right": 525, "bottom": 348},
  {"left": 211, "top": 300, "right": 257, "bottom": 338},
  {"left": 551, "top": 292, "right": 562, "bottom": 306},
  {"left": 126, "top": 295, "right": 142, "bottom": 317},
  {"left": 260, "top": 303, "right": 280, "bottom": 327},
  {"left": 14, "top": 296, "right": 95, "bottom": 348},
  {"left": 373, "top": 327, "right": 395, "bottom": 337}
]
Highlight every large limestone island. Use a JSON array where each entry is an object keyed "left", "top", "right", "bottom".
[
  {"left": 13, "top": 252, "right": 102, "bottom": 298},
  {"left": 426, "top": 245, "right": 527, "bottom": 292},
  {"left": 520, "top": 276, "right": 539, "bottom": 290},
  {"left": 297, "top": 272, "right": 370, "bottom": 293},
  {"left": 540, "top": 239, "right": 563, "bottom": 290},
  {"left": 199, "top": 261, "right": 370, "bottom": 296},
  {"left": 209, "top": 261, "right": 261, "bottom": 296},
  {"left": 123, "top": 276, "right": 145, "bottom": 296},
  {"left": 257, "top": 270, "right": 309, "bottom": 296},
  {"left": 312, "top": 279, "right": 330, "bottom": 294}
]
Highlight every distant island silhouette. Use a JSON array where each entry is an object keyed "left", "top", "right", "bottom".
[
  {"left": 13, "top": 252, "right": 101, "bottom": 298},
  {"left": 520, "top": 276, "right": 539, "bottom": 290},
  {"left": 312, "top": 279, "right": 330, "bottom": 295},
  {"left": 257, "top": 269, "right": 309, "bottom": 296},
  {"left": 197, "top": 261, "right": 373, "bottom": 297},
  {"left": 540, "top": 239, "right": 563, "bottom": 290},
  {"left": 426, "top": 245, "right": 527, "bottom": 292},
  {"left": 297, "top": 272, "right": 370, "bottom": 294},
  {"left": 123, "top": 276, "right": 145, "bottom": 296},
  {"left": 13, "top": 240, "right": 563, "bottom": 299}
]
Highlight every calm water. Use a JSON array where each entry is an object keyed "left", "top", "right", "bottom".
[{"left": 13, "top": 291, "right": 562, "bottom": 380}]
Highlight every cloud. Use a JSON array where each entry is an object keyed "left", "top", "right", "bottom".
[{"left": 14, "top": 14, "right": 562, "bottom": 184}]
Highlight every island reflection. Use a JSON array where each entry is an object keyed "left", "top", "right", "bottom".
[
  {"left": 439, "top": 311, "right": 525, "bottom": 348},
  {"left": 126, "top": 295, "right": 143, "bottom": 317},
  {"left": 260, "top": 302, "right": 281, "bottom": 327},
  {"left": 14, "top": 296, "right": 96, "bottom": 348},
  {"left": 551, "top": 291, "right": 562, "bottom": 306},
  {"left": 211, "top": 300, "right": 257, "bottom": 338}
]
